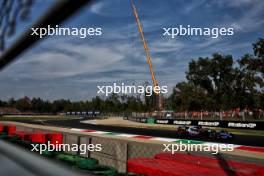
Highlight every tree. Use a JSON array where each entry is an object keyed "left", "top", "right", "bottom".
[
  {"left": 171, "top": 38, "right": 264, "bottom": 111},
  {"left": 8, "top": 98, "right": 16, "bottom": 107},
  {"left": 15, "top": 96, "right": 32, "bottom": 111},
  {"left": 91, "top": 96, "right": 104, "bottom": 111},
  {"left": 186, "top": 53, "right": 234, "bottom": 110},
  {"left": 168, "top": 82, "right": 209, "bottom": 111},
  {"left": 0, "top": 100, "right": 7, "bottom": 107},
  {"left": 238, "top": 38, "right": 264, "bottom": 109},
  {"left": 31, "top": 97, "right": 45, "bottom": 113}
]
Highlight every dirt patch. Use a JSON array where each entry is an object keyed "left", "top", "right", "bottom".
[{"left": 81, "top": 117, "right": 179, "bottom": 130}]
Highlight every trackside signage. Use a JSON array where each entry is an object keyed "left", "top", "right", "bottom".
[
  {"left": 127, "top": 117, "right": 264, "bottom": 130},
  {"left": 173, "top": 120, "right": 192, "bottom": 125},
  {"left": 227, "top": 122, "right": 257, "bottom": 128},
  {"left": 198, "top": 121, "right": 220, "bottom": 126},
  {"left": 156, "top": 120, "right": 170, "bottom": 124}
]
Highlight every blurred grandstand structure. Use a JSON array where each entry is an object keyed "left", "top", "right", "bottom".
[{"left": 0, "top": 107, "right": 21, "bottom": 115}]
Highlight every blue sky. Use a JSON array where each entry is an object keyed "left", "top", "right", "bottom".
[{"left": 0, "top": 0, "right": 263, "bottom": 101}]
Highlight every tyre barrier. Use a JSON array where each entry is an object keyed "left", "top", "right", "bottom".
[
  {"left": 56, "top": 153, "right": 78, "bottom": 165},
  {"left": 56, "top": 153, "right": 117, "bottom": 176},
  {"left": 0, "top": 124, "right": 6, "bottom": 138},
  {"left": 47, "top": 133, "right": 63, "bottom": 145},
  {"left": 0, "top": 124, "right": 62, "bottom": 147},
  {"left": 14, "top": 130, "right": 63, "bottom": 147},
  {"left": 76, "top": 157, "right": 99, "bottom": 170},
  {"left": 7, "top": 125, "right": 16, "bottom": 136},
  {"left": 0, "top": 132, "right": 8, "bottom": 139},
  {"left": 0, "top": 125, "right": 17, "bottom": 140},
  {"left": 41, "top": 149, "right": 54, "bottom": 157},
  {"left": 7, "top": 135, "right": 20, "bottom": 143},
  {"left": 0, "top": 124, "right": 4, "bottom": 132},
  {"left": 14, "top": 131, "right": 28, "bottom": 140},
  {"left": 87, "top": 165, "right": 117, "bottom": 176},
  {"left": 29, "top": 133, "right": 47, "bottom": 144}
]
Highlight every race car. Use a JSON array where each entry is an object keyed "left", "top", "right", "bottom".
[
  {"left": 187, "top": 126, "right": 201, "bottom": 136},
  {"left": 178, "top": 126, "right": 234, "bottom": 140},
  {"left": 216, "top": 130, "right": 234, "bottom": 139},
  {"left": 200, "top": 128, "right": 217, "bottom": 138},
  {"left": 176, "top": 126, "right": 189, "bottom": 136}
]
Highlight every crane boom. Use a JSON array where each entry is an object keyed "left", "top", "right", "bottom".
[
  {"left": 131, "top": 0, "right": 163, "bottom": 111},
  {"left": 131, "top": 0, "right": 158, "bottom": 88}
]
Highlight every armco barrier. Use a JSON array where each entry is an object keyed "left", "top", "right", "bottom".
[{"left": 128, "top": 117, "right": 264, "bottom": 130}]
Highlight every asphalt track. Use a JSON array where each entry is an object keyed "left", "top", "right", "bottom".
[{"left": 20, "top": 119, "right": 264, "bottom": 147}]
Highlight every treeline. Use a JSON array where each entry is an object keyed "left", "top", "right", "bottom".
[
  {"left": 0, "top": 38, "right": 263, "bottom": 113},
  {"left": 0, "top": 95, "right": 149, "bottom": 113},
  {"left": 167, "top": 38, "right": 264, "bottom": 111}
]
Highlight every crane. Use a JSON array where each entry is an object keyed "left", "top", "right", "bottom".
[{"left": 131, "top": 0, "right": 163, "bottom": 112}]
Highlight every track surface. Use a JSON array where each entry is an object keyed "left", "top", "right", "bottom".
[{"left": 20, "top": 119, "right": 264, "bottom": 147}]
